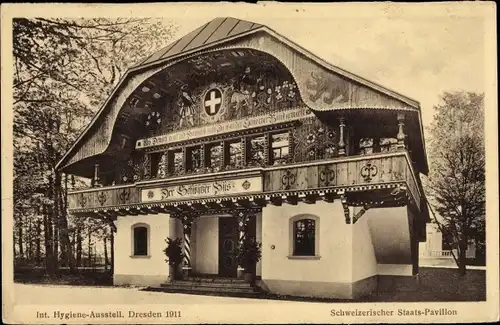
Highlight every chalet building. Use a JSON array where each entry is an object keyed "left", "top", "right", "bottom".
[{"left": 57, "top": 17, "right": 430, "bottom": 299}]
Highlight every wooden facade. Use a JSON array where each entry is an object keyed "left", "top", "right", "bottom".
[{"left": 68, "top": 151, "right": 421, "bottom": 214}]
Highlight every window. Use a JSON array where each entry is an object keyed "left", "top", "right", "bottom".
[
  {"left": 226, "top": 140, "right": 242, "bottom": 168},
  {"left": 289, "top": 215, "right": 320, "bottom": 258},
  {"left": 293, "top": 219, "right": 316, "bottom": 256},
  {"left": 150, "top": 152, "right": 162, "bottom": 178},
  {"left": 206, "top": 143, "right": 223, "bottom": 170},
  {"left": 271, "top": 132, "right": 289, "bottom": 165},
  {"left": 186, "top": 145, "right": 203, "bottom": 172},
  {"left": 379, "top": 138, "right": 398, "bottom": 152},
  {"left": 359, "top": 138, "right": 374, "bottom": 155},
  {"left": 249, "top": 135, "right": 266, "bottom": 166},
  {"left": 169, "top": 149, "right": 184, "bottom": 175},
  {"left": 133, "top": 225, "right": 148, "bottom": 256}
]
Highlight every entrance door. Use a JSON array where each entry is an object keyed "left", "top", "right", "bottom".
[{"left": 218, "top": 217, "right": 238, "bottom": 277}]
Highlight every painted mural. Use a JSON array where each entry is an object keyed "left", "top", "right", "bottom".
[
  {"left": 139, "top": 49, "right": 304, "bottom": 139},
  {"left": 305, "top": 71, "right": 350, "bottom": 105},
  {"left": 227, "top": 33, "right": 417, "bottom": 111}
]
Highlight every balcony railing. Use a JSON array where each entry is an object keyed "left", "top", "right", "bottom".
[
  {"left": 420, "top": 250, "right": 453, "bottom": 258},
  {"left": 68, "top": 150, "right": 421, "bottom": 213}
]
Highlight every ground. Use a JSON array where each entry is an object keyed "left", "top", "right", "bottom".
[
  {"left": 13, "top": 283, "right": 293, "bottom": 305},
  {"left": 13, "top": 267, "right": 485, "bottom": 304}
]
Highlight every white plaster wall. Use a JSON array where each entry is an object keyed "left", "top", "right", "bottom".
[
  {"left": 431, "top": 230, "right": 443, "bottom": 251},
  {"left": 365, "top": 207, "right": 412, "bottom": 265},
  {"left": 261, "top": 201, "right": 353, "bottom": 283},
  {"left": 193, "top": 216, "right": 219, "bottom": 274},
  {"left": 377, "top": 264, "right": 413, "bottom": 276},
  {"left": 114, "top": 214, "right": 171, "bottom": 277},
  {"left": 256, "top": 212, "right": 262, "bottom": 277},
  {"left": 351, "top": 216, "right": 377, "bottom": 282}
]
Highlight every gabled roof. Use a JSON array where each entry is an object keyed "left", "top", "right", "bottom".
[
  {"left": 56, "top": 16, "right": 428, "bottom": 173},
  {"left": 131, "top": 17, "right": 263, "bottom": 69}
]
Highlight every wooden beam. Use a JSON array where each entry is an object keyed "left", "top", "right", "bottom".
[
  {"left": 192, "top": 202, "right": 209, "bottom": 212},
  {"left": 206, "top": 201, "right": 223, "bottom": 209},
  {"left": 269, "top": 196, "right": 282, "bottom": 206},
  {"left": 221, "top": 200, "right": 236, "bottom": 209},
  {"left": 125, "top": 207, "right": 138, "bottom": 216},
  {"left": 254, "top": 197, "right": 267, "bottom": 207},
  {"left": 236, "top": 198, "right": 252, "bottom": 209},
  {"left": 324, "top": 193, "right": 335, "bottom": 203},
  {"left": 231, "top": 198, "right": 243, "bottom": 208},
  {"left": 144, "top": 207, "right": 158, "bottom": 214},
  {"left": 285, "top": 195, "right": 298, "bottom": 205},
  {"left": 113, "top": 208, "right": 127, "bottom": 216},
  {"left": 151, "top": 206, "right": 169, "bottom": 214},
  {"left": 304, "top": 193, "right": 317, "bottom": 204},
  {"left": 178, "top": 203, "right": 196, "bottom": 213}
]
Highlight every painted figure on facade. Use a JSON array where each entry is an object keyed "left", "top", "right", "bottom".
[
  {"left": 306, "top": 71, "right": 350, "bottom": 105},
  {"left": 228, "top": 66, "right": 260, "bottom": 119},
  {"left": 178, "top": 84, "right": 196, "bottom": 128}
]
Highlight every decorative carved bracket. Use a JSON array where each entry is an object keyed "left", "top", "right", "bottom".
[
  {"left": 339, "top": 191, "right": 350, "bottom": 224},
  {"left": 353, "top": 206, "right": 370, "bottom": 224},
  {"left": 181, "top": 213, "right": 197, "bottom": 234}
]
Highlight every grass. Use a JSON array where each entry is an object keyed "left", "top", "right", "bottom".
[
  {"left": 362, "top": 267, "right": 486, "bottom": 302},
  {"left": 14, "top": 266, "right": 485, "bottom": 302},
  {"left": 14, "top": 267, "right": 113, "bottom": 286}
]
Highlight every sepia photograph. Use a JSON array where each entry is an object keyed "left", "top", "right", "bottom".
[{"left": 1, "top": 2, "right": 498, "bottom": 324}]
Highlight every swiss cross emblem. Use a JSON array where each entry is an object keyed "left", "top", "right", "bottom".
[{"left": 203, "top": 88, "right": 223, "bottom": 116}]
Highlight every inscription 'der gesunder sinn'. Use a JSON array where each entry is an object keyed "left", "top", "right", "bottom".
[{"left": 161, "top": 181, "right": 234, "bottom": 199}]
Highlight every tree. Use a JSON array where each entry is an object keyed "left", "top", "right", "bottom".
[
  {"left": 426, "top": 91, "right": 485, "bottom": 275},
  {"left": 13, "top": 18, "right": 177, "bottom": 274}
]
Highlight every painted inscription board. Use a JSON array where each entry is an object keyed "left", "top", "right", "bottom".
[{"left": 141, "top": 176, "right": 263, "bottom": 202}]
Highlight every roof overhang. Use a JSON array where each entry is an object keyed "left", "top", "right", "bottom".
[{"left": 56, "top": 19, "right": 427, "bottom": 174}]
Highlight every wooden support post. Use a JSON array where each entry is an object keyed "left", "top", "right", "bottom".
[
  {"left": 397, "top": 113, "right": 406, "bottom": 150},
  {"left": 93, "top": 162, "right": 100, "bottom": 187},
  {"left": 236, "top": 211, "right": 248, "bottom": 277},
  {"left": 241, "top": 137, "right": 247, "bottom": 167},
  {"left": 338, "top": 117, "right": 346, "bottom": 156},
  {"left": 182, "top": 214, "right": 194, "bottom": 276},
  {"left": 264, "top": 133, "right": 271, "bottom": 166}
]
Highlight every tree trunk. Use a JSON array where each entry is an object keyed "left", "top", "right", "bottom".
[
  {"left": 36, "top": 219, "right": 42, "bottom": 266},
  {"left": 88, "top": 226, "right": 92, "bottom": 267},
  {"left": 110, "top": 227, "right": 115, "bottom": 274},
  {"left": 27, "top": 218, "right": 33, "bottom": 262},
  {"left": 53, "top": 222, "right": 59, "bottom": 269},
  {"left": 18, "top": 217, "right": 24, "bottom": 260},
  {"left": 458, "top": 234, "right": 468, "bottom": 276},
  {"left": 24, "top": 218, "right": 33, "bottom": 262},
  {"left": 43, "top": 205, "right": 55, "bottom": 274},
  {"left": 103, "top": 229, "right": 109, "bottom": 271},
  {"left": 76, "top": 227, "right": 82, "bottom": 267},
  {"left": 56, "top": 172, "right": 76, "bottom": 272}
]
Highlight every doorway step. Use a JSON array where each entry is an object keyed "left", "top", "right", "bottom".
[{"left": 149, "top": 276, "right": 258, "bottom": 297}]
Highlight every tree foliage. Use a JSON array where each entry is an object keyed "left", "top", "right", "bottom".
[
  {"left": 13, "top": 17, "right": 177, "bottom": 272},
  {"left": 426, "top": 91, "right": 485, "bottom": 275}
]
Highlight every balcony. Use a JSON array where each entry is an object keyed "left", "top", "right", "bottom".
[{"left": 67, "top": 150, "right": 421, "bottom": 214}]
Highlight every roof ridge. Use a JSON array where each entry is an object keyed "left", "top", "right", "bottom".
[{"left": 134, "top": 17, "right": 261, "bottom": 68}]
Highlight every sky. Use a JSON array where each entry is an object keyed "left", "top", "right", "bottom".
[{"left": 160, "top": 2, "right": 489, "bottom": 133}]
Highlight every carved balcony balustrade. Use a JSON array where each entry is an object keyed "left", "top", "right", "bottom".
[{"left": 67, "top": 150, "right": 422, "bottom": 216}]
